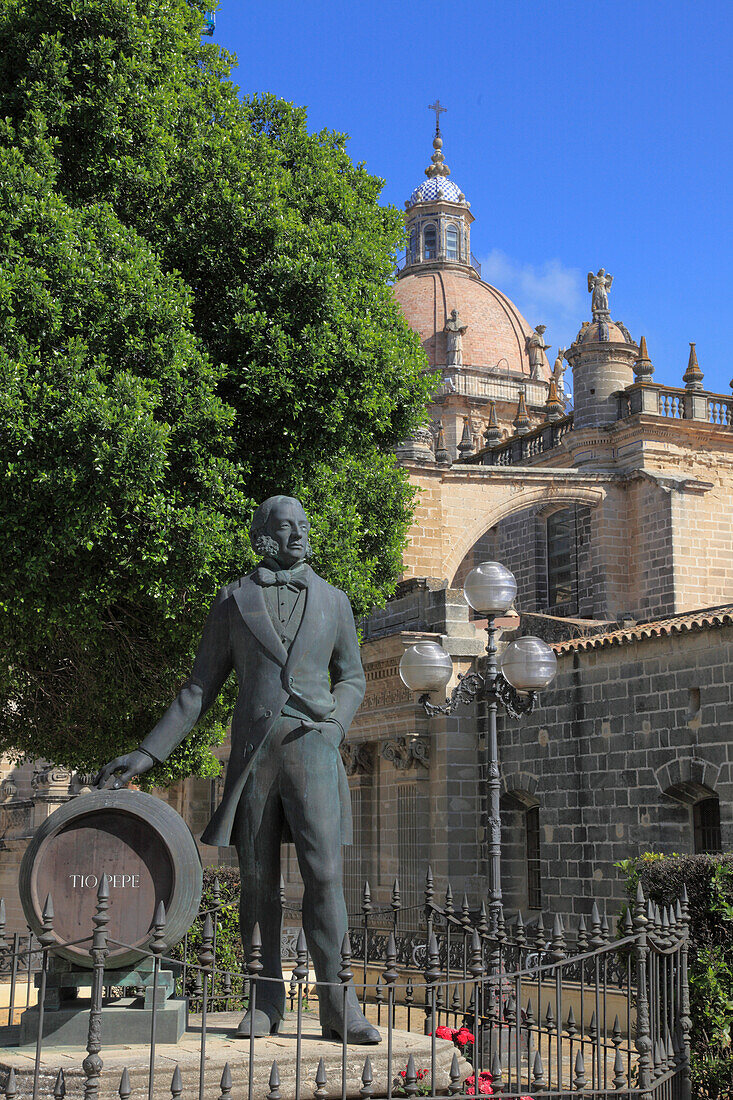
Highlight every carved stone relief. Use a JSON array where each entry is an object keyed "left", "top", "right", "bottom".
[{"left": 380, "top": 736, "right": 430, "bottom": 770}]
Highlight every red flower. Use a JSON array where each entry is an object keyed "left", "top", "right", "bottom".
[
  {"left": 464, "top": 1072, "right": 493, "bottom": 1096},
  {"left": 434, "top": 1025, "right": 457, "bottom": 1041},
  {"left": 455, "top": 1027, "right": 475, "bottom": 1045}
]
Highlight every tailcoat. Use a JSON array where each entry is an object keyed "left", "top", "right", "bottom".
[{"left": 139, "top": 566, "right": 365, "bottom": 846}]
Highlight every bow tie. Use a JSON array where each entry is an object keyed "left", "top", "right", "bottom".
[{"left": 253, "top": 565, "right": 308, "bottom": 590}]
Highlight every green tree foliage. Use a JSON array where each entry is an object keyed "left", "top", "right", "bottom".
[
  {"left": 0, "top": 151, "right": 253, "bottom": 778},
  {"left": 0, "top": 0, "right": 431, "bottom": 777}
]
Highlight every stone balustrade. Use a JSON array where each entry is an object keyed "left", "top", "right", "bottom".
[
  {"left": 472, "top": 413, "right": 574, "bottom": 466},
  {"left": 432, "top": 367, "right": 550, "bottom": 408},
  {"left": 622, "top": 382, "right": 733, "bottom": 425}
]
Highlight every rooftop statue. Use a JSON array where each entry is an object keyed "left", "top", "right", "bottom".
[
  {"left": 444, "top": 308, "right": 468, "bottom": 367},
  {"left": 588, "top": 268, "right": 613, "bottom": 320},
  {"left": 525, "top": 324, "right": 550, "bottom": 379},
  {"left": 553, "top": 347, "right": 567, "bottom": 396},
  {"left": 98, "top": 497, "right": 379, "bottom": 1045}
]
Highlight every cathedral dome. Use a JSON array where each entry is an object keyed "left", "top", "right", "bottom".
[
  {"left": 393, "top": 267, "right": 551, "bottom": 380},
  {"left": 407, "top": 177, "right": 467, "bottom": 207}
]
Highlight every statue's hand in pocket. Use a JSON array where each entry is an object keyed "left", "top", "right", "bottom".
[{"left": 300, "top": 718, "right": 343, "bottom": 748}]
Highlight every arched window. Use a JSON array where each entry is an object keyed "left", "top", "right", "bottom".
[
  {"left": 410, "top": 228, "right": 418, "bottom": 264},
  {"left": 423, "top": 224, "right": 437, "bottom": 260},
  {"left": 446, "top": 224, "right": 459, "bottom": 261},
  {"left": 694, "top": 796, "right": 722, "bottom": 853}
]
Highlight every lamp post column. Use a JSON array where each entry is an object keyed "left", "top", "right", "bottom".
[
  {"left": 483, "top": 619, "right": 502, "bottom": 923},
  {"left": 398, "top": 562, "right": 557, "bottom": 984}
]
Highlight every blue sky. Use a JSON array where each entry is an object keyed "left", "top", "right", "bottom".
[{"left": 214, "top": 0, "right": 732, "bottom": 395}]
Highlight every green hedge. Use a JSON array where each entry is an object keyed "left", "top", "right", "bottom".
[
  {"left": 617, "top": 853, "right": 733, "bottom": 1100},
  {"left": 171, "top": 868, "right": 246, "bottom": 1009}
]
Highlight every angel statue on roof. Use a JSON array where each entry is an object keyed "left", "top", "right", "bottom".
[{"left": 588, "top": 269, "right": 613, "bottom": 319}]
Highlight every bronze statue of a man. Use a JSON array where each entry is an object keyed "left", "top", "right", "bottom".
[{"left": 98, "top": 496, "right": 379, "bottom": 1044}]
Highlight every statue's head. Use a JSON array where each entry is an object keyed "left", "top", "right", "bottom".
[
  {"left": 250, "top": 496, "right": 311, "bottom": 567},
  {"left": 598, "top": 268, "right": 605, "bottom": 277},
  {"left": 536, "top": 324, "right": 546, "bottom": 335},
  {"left": 451, "top": 308, "right": 458, "bottom": 320}
]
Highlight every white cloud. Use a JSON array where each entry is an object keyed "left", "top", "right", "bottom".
[{"left": 478, "top": 250, "right": 585, "bottom": 352}]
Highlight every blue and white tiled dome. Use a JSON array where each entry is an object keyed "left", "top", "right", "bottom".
[{"left": 407, "top": 177, "right": 465, "bottom": 206}]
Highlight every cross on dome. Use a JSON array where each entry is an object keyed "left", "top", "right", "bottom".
[
  {"left": 428, "top": 99, "right": 447, "bottom": 134},
  {"left": 425, "top": 99, "right": 450, "bottom": 180},
  {"left": 406, "top": 102, "right": 467, "bottom": 207}
]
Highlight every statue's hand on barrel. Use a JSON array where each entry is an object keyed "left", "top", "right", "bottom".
[{"left": 96, "top": 748, "right": 155, "bottom": 790}]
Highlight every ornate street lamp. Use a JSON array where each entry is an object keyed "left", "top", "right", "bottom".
[{"left": 399, "top": 562, "right": 556, "bottom": 928}]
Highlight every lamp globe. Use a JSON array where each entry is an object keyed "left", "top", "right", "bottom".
[
  {"left": 399, "top": 642, "right": 453, "bottom": 694},
  {"left": 499, "top": 636, "right": 557, "bottom": 692},
  {"left": 463, "top": 562, "right": 517, "bottom": 615}
]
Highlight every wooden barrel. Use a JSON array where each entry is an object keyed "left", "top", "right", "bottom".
[{"left": 19, "top": 789, "right": 203, "bottom": 969}]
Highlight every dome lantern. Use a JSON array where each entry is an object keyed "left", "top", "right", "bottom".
[{"left": 400, "top": 102, "right": 475, "bottom": 277}]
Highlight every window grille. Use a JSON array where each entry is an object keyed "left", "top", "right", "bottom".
[
  {"left": 547, "top": 509, "right": 575, "bottom": 610},
  {"left": 343, "top": 786, "right": 364, "bottom": 917},
  {"left": 526, "top": 805, "right": 542, "bottom": 909},
  {"left": 693, "top": 796, "right": 722, "bottom": 853},
  {"left": 446, "top": 224, "right": 459, "bottom": 261},
  {"left": 423, "top": 225, "right": 437, "bottom": 260},
  {"left": 398, "top": 784, "right": 420, "bottom": 928}
]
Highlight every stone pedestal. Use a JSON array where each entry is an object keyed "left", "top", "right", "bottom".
[{"left": 18, "top": 996, "right": 187, "bottom": 1048}]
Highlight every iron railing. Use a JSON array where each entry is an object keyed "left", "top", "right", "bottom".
[{"left": 0, "top": 872, "right": 691, "bottom": 1100}]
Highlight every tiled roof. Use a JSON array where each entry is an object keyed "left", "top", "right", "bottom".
[
  {"left": 552, "top": 605, "right": 733, "bottom": 654},
  {"left": 407, "top": 178, "right": 465, "bottom": 205}
]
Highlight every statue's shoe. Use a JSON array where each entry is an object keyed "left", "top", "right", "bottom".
[
  {"left": 321, "top": 1010, "right": 381, "bottom": 1044},
  {"left": 235, "top": 1008, "right": 280, "bottom": 1038}
]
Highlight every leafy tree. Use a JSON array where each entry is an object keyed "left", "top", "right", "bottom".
[
  {"left": 0, "top": 0, "right": 431, "bottom": 778},
  {"left": 0, "top": 150, "right": 252, "bottom": 779}
]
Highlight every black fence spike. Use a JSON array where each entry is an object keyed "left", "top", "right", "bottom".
[
  {"left": 359, "top": 1056, "right": 373, "bottom": 1099},
  {"left": 448, "top": 1052, "right": 462, "bottom": 1095},
  {"left": 117, "top": 1068, "right": 131, "bottom": 1100},
  {"left": 53, "top": 1069, "right": 66, "bottom": 1100},
  {"left": 613, "top": 1047, "right": 626, "bottom": 1090},
  {"left": 314, "top": 1057, "right": 328, "bottom": 1100},
  {"left": 532, "top": 1049, "right": 547, "bottom": 1088},
  {"left": 391, "top": 879, "right": 401, "bottom": 911},
  {"left": 267, "top": 1061, "right": 281, "bottom": 1100},
  {"left": 170, "top": 1063, "right": 182, "bottom": 1100},
  {"left": 403, "top": 1054, "right": 418, "bottom": 1098},
  {"left": 218, "top": 1062, "right": 232, "bottom": 1100}
]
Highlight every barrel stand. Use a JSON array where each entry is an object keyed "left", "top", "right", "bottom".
[{"left": 18, "top": 958, "right": 186, "bottom": 1047}]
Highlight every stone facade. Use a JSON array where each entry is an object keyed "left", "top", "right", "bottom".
[{"left": 498, "top": 610, "right": 733, "bottom": 916}]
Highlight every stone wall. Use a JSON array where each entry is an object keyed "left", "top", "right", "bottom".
[{"left": 497, "top": 616, "right": 733, "bottom": 918}]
